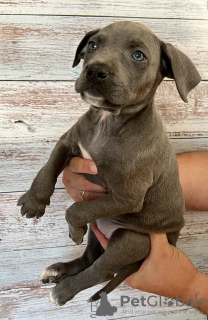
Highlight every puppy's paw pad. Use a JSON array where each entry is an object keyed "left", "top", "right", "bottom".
[
  {"left": 40, "top": 263, "right": 68, "bottom": 284},
  {"left": 18, "top": 191, "right": 48, "bottom": 218},
  {"left": 40, "top": 268, "right": 58, "bottom": 284}
]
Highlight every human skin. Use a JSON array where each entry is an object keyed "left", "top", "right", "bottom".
[{"left": 62, "top": 151, "right": 208, "bottom": 314}]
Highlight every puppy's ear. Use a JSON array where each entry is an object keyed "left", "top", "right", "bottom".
[
  {"left": 72, "top": 29, "right": 100, "bottom": 68},
  {"left": 160, "top": 42, "right": 201, "bottom": 102}
]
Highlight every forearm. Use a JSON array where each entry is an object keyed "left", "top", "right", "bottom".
[
  {"left": 185, "top": 270, "right": 208, "bottom": 315},
  {"left": 177, "top": 151, "right": 208, "bottom": 211}
]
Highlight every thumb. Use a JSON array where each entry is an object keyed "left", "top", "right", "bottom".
[{"left": 149, "top": 233, "right": 169, "bottom": 253}]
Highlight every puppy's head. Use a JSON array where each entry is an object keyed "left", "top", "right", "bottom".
[{"left": 73, "top": 21, "right": 201, "bottom": 114}]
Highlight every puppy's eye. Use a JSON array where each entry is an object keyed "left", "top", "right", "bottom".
[
  {"left": 132, "top": 51, "right": 146, "bottom": 61},
  {"left": 88, "top": 41, "right": 97, "bottom": 50}
]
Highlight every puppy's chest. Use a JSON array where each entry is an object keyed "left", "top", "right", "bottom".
[
  {"left": 78, "top": 111, "right": 126, "bottom": 239},
  {"left": 78, "top": 111, "right": 117, "bottom": 161},
  {"left": 78, "top": 130, "right": 106, "bottom": 161}
]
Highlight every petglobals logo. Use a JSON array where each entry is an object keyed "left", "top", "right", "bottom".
[
  {"left": 90, "top": 292, "right": 207, "bottom": 318},
  {"left": 90, "top": 292, "right": 117, "bottom": 317},
  {"left": 120, "top": 294, "right": 206, "bottom": 308}
]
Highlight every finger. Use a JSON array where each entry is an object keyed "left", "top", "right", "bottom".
[
  {"left": 68, "top": 157, "right": 98, "bottom": 174},
  {"left": 63, "top": 171, "right": 107, "bottom": 193},
  {"left": 66, "top": 186, "right": 107, "bottom": 202},
  {"left": 91, "top": 225, "right": 109, "bottom": 250},
  {"left": 125, "top": 267, "right": 141, "bottom": 288}
]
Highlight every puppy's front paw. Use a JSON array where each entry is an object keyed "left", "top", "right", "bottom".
[
  {"left": 17, "top": 191, "right": 48, "bottom": 218},
  {"left": 68, "top": 224, "right": 87, "bottom": 245}
]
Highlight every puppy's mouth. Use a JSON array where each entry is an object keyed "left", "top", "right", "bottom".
[
  {"left": 81, "top": 89, "right": 121, "bottom": 115},
  {"left": 82, "top": 89, "right": 104, "bottom": 105}
]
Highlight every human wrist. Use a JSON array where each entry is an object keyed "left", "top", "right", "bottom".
[{"left": 185, "top": 270, "right": 208, "bottom": 314}]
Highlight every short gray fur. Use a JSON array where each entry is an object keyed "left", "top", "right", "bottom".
[{"left": 18, "top": 21, "right": 201, "bottom": 306}]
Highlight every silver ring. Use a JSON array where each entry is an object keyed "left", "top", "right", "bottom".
[{"left": 79, "top": 190, "right": 85, "bottom": 201}]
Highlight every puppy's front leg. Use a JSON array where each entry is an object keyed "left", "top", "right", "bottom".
[
  {"left": 18, "top": 131, "right": 74, "bottom": 218},
  {"left": 65, "top": 193, "right": 134, "bottom": 245}
]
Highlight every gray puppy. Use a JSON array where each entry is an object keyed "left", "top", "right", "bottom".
[{"left": 18, "top": 21, "right": 201, "bottom": 305}]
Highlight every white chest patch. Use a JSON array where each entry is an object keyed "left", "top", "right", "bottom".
[
  {"left": 78, "top": 112, "right": 126, "bottom": 239},
  {"left": 78, "top": 142, "right": 92, "bottom": 160},
  {"left": 100, "top": 110, "right": 111, "bottom": 121}
]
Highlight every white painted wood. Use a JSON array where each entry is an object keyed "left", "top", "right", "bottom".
[
  {"left": 0, "top": 285, "right": 204, "bottom": 320},
  {"left": 0, "top": 1, "right": 207, "bottom": 318},
  {"left": 0, "top": 16, "right": 207, "bottom": 80},
  {"left": 0, "top": 244, "right": 86, "bottom": 290},
  {"left": 171, "top": 138, "right": 208, "bottom": 154},
  {"left": 0, "top": 81, "right": 207, "bottom": 146},
  {"left": 1, "top": 231, "right": 208, "bottom": 289},
  {"left": 0, "top": 190, "right": 76, "bottom": 251},
  {"left": 3, "top": 223, "right": 206, "bottom": 290},
  {"left": 0, "top": 188, "right": 207, "bottom": 319},
  {"left": 1, "top": 138, "right": 208, "bottom": 193},
  {"left": 0, "top": 0, "right": 207, "bottom": 19},
  {"left": 1, "top": 190, "right": 208, "bottom": 251}
]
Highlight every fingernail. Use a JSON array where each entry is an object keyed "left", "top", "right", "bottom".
[{"left": 90, "top": 164, "right": 97, "bottom": 174}]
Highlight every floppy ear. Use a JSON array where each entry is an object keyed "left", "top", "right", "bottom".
[
  {"left": 72, "top": 29, "right": 100, "bottom": 68},
  {"left": 160, "top": 42, "right": 201, "bottom": 102}
]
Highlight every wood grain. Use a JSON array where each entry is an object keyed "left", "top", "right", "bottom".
[
  {"left": 0, "top": 0, "right": 207, "bottom": 19},
  {"left": 0, "top": 15, "right": 207, "bottom": 80},
  {"left": 0, "top": 190, "right": 207, "bottom": 318},
  {"left": 1, "top": 232, "right": 207, "bottom": 289},
  {"left": 0, "top": 81, "right": 207, "bottom": 146},
  {"left": 0, "top": 285, "right": 204, "bottom": 320},
  {"left": 1, "top": 228, "right": 207, "bottom": 290},
  {"left": 1, "top": 138, "right": 208, "bottom": 193},
  {"left": 0, "top": 1, "right": 207, "bottom": 318},
  {"left": 1, "top": 191, "right": 208, "bottom": 252},
  {"left": 0, "top": 79, "right": 207, "bottom": 193},
  {"left": 0, "top": 190, "right": 208, "bottom": 320}
]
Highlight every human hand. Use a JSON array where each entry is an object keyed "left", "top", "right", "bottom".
[
  {"left": 91, "top": 225, "right": 199, "bottom": 300},
  {"left": 62, "top": 157, "right": 108, "bottom": 202}
]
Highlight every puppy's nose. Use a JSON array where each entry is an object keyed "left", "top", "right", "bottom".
[{"left": 86, "top": 64, "right": 109, "bottom": 81}]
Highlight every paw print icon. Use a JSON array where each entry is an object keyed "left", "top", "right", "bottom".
[{"left": 164, "top": 296, "right": 174, "bottom": 307}]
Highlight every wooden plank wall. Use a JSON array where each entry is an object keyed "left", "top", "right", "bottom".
[{"left": 0, "top": 1, "right": 208, "bottom": 319}]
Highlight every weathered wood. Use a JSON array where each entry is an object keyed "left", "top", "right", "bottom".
[
  {"left": 0, "top": 244, "right": 86, "bottom": 290},
  {"left": 1, "top": 190, "right": 207, "bottom": 318},
  {"left": 0, "top": 1, "right": 207, "bottom": 318},
  {"left": 0, "top": 190, "right": 80, "bottom": 251},
  {"left": 0, "top": 81, "right": 207, "bottom": 146},
  {"left": 0, "top": 230, "right": 207, "bottom": 289},
  {"left": 0, "top": 0, "right": 207, "bottom": 20},
  {"left": 1, "top": 196, "right": 207, "bottom": 318},
  {"left": 1, "top": 191, "right": 208, "bottom": 251},
  {"left": 0, "top": 16, "right": 207, "bottom": 80},
  {"left": 0, "top": 285, "right": 204, "bottom": 320},
  {"left": 171, "top": 139, "right": 208, "bottom": 154},
  {"left": 1, "top": 138, "right": 208, "bottom": 193}
]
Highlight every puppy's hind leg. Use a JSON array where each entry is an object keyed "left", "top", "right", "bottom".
[
  {"left": 89, "top": 261, "right": 141, "bottom": 302},
  {"left": 49, "top": 229, "right": 150, "bottom": 306},
  {"left": 41, "top": 223, "right": 107, "bottom": 284}
]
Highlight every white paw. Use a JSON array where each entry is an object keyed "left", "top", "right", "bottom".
[
  {"left": 50, "top": 290, "right": 58, "bottom": 305},
  {"left": 40, "top": 268, "right": 59, "bottom": 283}
]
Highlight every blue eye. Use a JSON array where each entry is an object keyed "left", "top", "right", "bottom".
[
  {"left": 132, "top": 51, "right": 146, "bottom": 61},
  {"left": 88, "top": 41, "right": 97, "bottom": 50}
]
